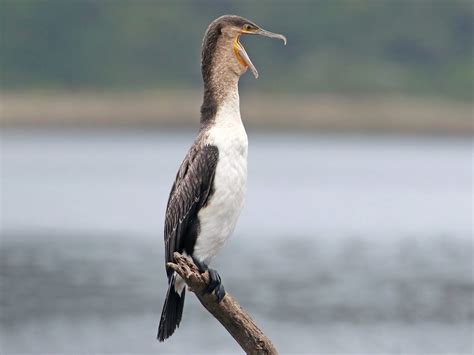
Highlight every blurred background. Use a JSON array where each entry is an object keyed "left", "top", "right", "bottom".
[{"left": 0, "top": 0, "right": 472, "bottom": 353}]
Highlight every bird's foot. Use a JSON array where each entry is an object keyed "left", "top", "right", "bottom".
[
  {"left": 206, "top": 268, "right": 226, "bottom": 302},
  {"left": 191, "top": 256, "right": 226, "bottom": 302}
]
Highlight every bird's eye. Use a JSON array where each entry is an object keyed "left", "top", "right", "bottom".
[{"left": 243, "top": 24, "right": 252, "bottom": 31}]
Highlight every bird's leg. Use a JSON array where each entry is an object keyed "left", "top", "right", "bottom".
[
  {"left": 191, "top": 256, "right": 208, "bottom": 273},
  {"left": 191, "top": 256, "right": 226, "bottom": 302}
]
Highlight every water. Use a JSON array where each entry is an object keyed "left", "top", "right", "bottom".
[{"left": 1, "top": 129, "right": 472, "bottom": 354}]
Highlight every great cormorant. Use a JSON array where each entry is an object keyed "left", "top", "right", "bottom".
[{"left": 158, "top": 15, "right": 286, "bottom": 342}]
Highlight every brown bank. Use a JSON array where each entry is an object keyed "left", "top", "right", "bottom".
[{"left": 1, "top": 91, "right": 472, "bottom": 134}]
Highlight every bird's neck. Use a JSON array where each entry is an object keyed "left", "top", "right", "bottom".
[{"left": 200, "top": 58, "right": 241, "bottom": 128}]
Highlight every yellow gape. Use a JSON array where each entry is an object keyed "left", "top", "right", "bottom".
[{"left": 233, "top": 36, "right": 248, "bottom": 68}]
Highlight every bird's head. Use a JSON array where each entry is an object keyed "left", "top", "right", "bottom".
[{"left": 201, "top": 15, "right": 286, "bottom": 81}]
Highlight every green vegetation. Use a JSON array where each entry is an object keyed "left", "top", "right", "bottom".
[{"left": 1, "top": 0, "right": 472, "bottom": 99}]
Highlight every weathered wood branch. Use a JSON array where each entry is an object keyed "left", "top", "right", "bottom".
[{"left": 167, "top": 252, "right": 278, "bottom": 355}]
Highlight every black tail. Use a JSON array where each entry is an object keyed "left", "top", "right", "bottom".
[{"left": 157, "top": 275, "right": 185, "bottom": 341}]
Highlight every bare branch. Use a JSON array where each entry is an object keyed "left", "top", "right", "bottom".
[{"left": 168, "top": 252, "right": 278, "bottom": 354}]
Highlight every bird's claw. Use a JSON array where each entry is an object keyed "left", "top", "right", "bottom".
[
  {"left": 206, "top": 268, "right": 226, "bottom": 302},
  {"left": 215, "top": 283, "right": 226, "bottom": 302},
  {"left": 191, "top": 256, "right": 226, "bottom": 302}
]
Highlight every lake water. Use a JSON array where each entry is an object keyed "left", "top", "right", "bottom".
[{"left": 1, "top": 129, "right": 472, "bottom": 354}]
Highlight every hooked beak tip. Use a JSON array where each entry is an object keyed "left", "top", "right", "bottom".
[{"left": 256, "top": 28, "right": 287, "bottom": 45}]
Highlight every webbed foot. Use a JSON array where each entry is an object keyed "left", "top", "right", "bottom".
[{"left": 191, "top": 256, "right": 226, "bottom": 302}]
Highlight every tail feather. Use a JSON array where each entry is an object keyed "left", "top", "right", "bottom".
[{"left": 157, "top": 275, "right": 185, "bottom": 341}]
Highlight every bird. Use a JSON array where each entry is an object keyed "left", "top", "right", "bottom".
[{"left": 157, "top": 15, "right": 286, "bottom": 342}]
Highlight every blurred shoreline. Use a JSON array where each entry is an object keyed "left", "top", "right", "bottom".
[{"left": 1, "top": 91, "right": 472, "bottom": 134}]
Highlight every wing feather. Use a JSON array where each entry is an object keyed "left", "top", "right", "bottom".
[{"left": 164, "top": 143, "right": 218, "bottom": 277}]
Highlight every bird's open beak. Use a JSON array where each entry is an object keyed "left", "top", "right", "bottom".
[
  {"left": 254, "top": 29, "right": 287, "bottom": 45},
  {"left": 235, "top": 28, "right": 287, "bottom": 79}
]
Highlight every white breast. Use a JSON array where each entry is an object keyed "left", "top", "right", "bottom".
[{"left": 193, "top": 98, "right": 248, "bottom": 264}]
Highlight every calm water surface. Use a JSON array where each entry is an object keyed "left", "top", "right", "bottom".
[{"left": 1, "top": 129, "right": 472, "bottom": 354}]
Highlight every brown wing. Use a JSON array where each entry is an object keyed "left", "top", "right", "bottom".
[{"left": 164, "top": 143, "right": 218, "bottom": 278}]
